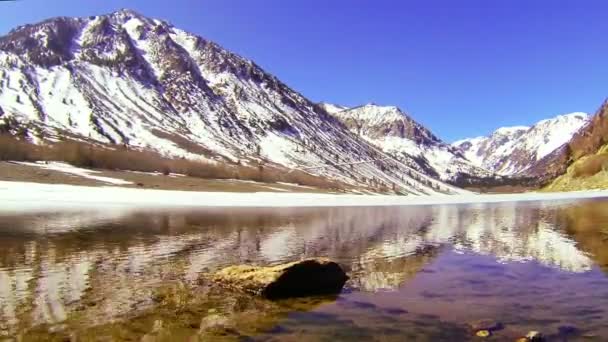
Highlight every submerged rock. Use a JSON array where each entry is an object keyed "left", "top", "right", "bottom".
[
  {"left": 525, "top": 331, "right": 544, "bottom": 341},
  {"left": 211, "top": 258, "right": 349, "bottom": 299},
  {"left": 557, "top": 324, "right": 578, "bottom": 336},
  {"left": 199, "top": 313, "right": 233, "bottom": 334},
  {"left": 468, "top": 319, "right": 503, "bottom": 332},
  {"left": 475, "top": 330, "right": 491, "bottom": 338}
]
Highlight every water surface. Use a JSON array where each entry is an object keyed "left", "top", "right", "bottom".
[{"left": 1, "top": 199, "right": 608, "bottom": 340}]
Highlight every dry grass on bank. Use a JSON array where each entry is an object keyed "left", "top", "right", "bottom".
[
  {"left": 543, "top": 148, "right": 608, "bottom": 192},
  {"left": 0, "top": 135, "right": 42, "bottom": 161},
  {"left": 570, "top": 153, "right": 608, "bottom": 178},
  {"left": 544, "top": 170, "right": 608, "bottom": 192},
  {"left": 0, "top": 135, "right": 345, "bottom": 190}
]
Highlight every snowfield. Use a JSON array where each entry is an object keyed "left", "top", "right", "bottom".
[
  {"left": 1, "top": 181, "right": 607, "bottom": 213},
  {"left": 14, "top": 162, "right": 133, "bottom": 185},
  {"left": 0, "top": 10, "right": 466, "bottom": 196},
  {"left": 329, "top": 104, "right": 496, "bottom": 181},
  {"left": 453, "top": 112, "right": 589, "bottom": 175}
]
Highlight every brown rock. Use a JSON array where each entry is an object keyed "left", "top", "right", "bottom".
[
  {"left": 468, "top": 319, "right": 503, "bottom": 332},
  {"left": 526, "top": 331, "right": 544, "bottom": 341},
  {"left": 475, "top": 330, "right": 491, "bottom": 338},
  {"left": 211, "top": 258, "right": 348, "bottom": 299}
]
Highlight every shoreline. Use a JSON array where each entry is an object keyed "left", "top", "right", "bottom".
[{"left": 1, "top": 180, "right": 608, "bottom": 213}]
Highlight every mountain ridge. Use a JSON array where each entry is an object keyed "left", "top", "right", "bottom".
[
  {"left": 2, "top": 9, "right": 597, "bottom": 194},
  {"left": 328, "top": 103, "right": 496, "bottom": 182},
  {"left": 536, "top": 100, "right": 608, "bottom": 190},
  {"left": 0, "top": 9, "right": 468, "bottom": 195},
  {"left": 453, "top": 112, "right": 589, "bottom": 176}
]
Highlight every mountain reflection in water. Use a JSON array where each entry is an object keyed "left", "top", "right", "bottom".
[{"left": 1, "top": 199, "right": 608, "bottom": 339}]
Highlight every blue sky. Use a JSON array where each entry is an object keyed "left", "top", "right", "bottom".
[{"left": 1, "top": 0, "right": 608, "bottom": 141}]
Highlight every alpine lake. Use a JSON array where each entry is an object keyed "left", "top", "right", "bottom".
[{"left": 2, "top": 198, "right": 608, "bottom": 341}]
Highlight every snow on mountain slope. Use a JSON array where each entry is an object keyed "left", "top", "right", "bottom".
[
  {"left": 453, "top": 127, "right": 530, "bottom": 172},
  {"left": 0, "top": 9, "right": 466, "bottom": 195},
  {"left": 329, "top": 104, "right": 495, "bottom": 182},
  {"left": 453, "top": 113, "right": 590, "bottom": 175},
  {"left": 318, "top": 102, "right": 349, "bottom": 115}
]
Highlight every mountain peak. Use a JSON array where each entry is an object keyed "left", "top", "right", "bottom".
[
  {"left": 111, "top": 8, "right": 145, "bottom": 19},
  {"left": 336, "top": 104, "right": 405, "bottom": 123},
  {"left": 328, "top": 103, "right": 444, "bottom": 147},
  {"left": 318, "top": 102, "right": 349, "bottom": 115},
  {"left": 536, "top": 112, "right": 588, "bottom": 126},
  {"left": 0, "top": 9, "right": 465, "bottom": 195},
  {"left": 454, "top": 113, "right": 590, "bottom": 175},
  {"left": 493, "top": 126, "right": 530, "bottom": 136},
  {"left": 325, "top": 103, "right": 493, "bottom": 181},
  {"left": 362, "top": 103, "right": 400, "bottom": 112},
  {"left": 565, "top": 111, "right": 588, "bottom": 119}
]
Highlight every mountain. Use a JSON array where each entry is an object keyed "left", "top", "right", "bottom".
[
  {"left": 453, "top": 126, "right": 529, "bottom": 172},
  {"left": 535, "top": 100, "right": 608, "bottom": 191},
  {"left": 453, "top": 112, "right": 589, "bottom": 175},
  {"left": 318, "top": 102, "right": 349, "bottom": 115},
  {"left": 0, "top": 9, "right": 466, "bottom": 195},
  {"left": 328, "top": 103, "right": 496, "bottom": 182}
]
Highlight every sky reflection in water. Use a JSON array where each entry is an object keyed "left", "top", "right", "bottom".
[{"left": 1, "top": 199, "right": 608, "bottom": 339}]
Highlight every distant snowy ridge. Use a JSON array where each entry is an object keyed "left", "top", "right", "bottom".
[
  {"left": 328, "top": 103, "right": 496, "bottom": 182},
  {"left": 319, "top": 102, "right": 349, "bottom": 115},
  {"left": 453, "top": 112, "right": 590, "bottom": 175},
  {"left": 0, "top": 9, "right": 467, "bottom": 195}
]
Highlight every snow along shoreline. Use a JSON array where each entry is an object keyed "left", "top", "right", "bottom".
[{"left": 1, "top": 181, "right": 608, "bottom": 213}]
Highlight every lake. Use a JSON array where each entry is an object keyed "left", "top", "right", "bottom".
[{"left": 1, "top": 199, "right": 608, "bottom": 341}]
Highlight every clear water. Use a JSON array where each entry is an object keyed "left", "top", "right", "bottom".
[{"left": 1, "top": 199, "right": 608, "bottom": 340}]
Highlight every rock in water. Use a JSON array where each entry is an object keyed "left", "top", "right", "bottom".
[
  {"left": 525, "top": 331, "right": 544, "bottom": 341},
  {"left": 557, "top": 324, "right": 578, "bottom": 336},
  {"left": 211, "top": 258, "right": 349, "bottom": 299},
  {"left": 475, "top": 330, "right": 491, "bottom": 338},
  {"left": 468, "top": 319, "right": 503, "bottom": 332}
]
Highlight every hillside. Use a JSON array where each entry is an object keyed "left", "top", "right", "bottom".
[
  {"left": 0, "top": 9, "right": 469, "bottom": 195},
  {"left": 328, "top": 103, "right": 496, "bottom": 183},
  {"left": 539, "top": 101, "right": 608, "bottom": 191},
  {"left": 453, "top": 113, "right": 589, "bottom": 175}
]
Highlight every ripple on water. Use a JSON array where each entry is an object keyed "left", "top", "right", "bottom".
[{"left": 0, "top": 201, "right": 607, "bottom": 339}]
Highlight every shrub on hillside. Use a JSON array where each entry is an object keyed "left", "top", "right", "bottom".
[
  {"left": 280, "top": 169, "right": 345, "bottom": 189},
  {"left": 569, "top": 102, "right": 608, "bottom": 161},
  {"left": 168, "top": 159, "right": 236, "bottom": 180},
  {"left": 0, "top": 135, "right": 40, "bottom": 161},
  {"left": 0, "top": 136, "right": 346, "bottom": 190},
  {"left": 570, "top": 153, "right": 608, "bottom": 178}
]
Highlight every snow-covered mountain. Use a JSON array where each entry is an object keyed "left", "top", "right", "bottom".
[
  {"left": 0, "top": 9, "right": 467, "bottom": 195},
  {"left": 329, "top": 104, "right": 496, "bottom": 182},
  {"left": 530, "top": 100, "right": 608, "bottom": 187},
  {"left": 318, "top": 102, "right": 349, "bottom": 115},
  {"left": 453, "top": 112, "right": 589, "bottom": 175}
]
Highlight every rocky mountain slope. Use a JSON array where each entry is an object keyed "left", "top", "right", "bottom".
[
  {"left": 0, "top": 9, "right": 468, "bottom": 195},
  {"left": 453, "top": 112, "right": 589, "bottom": 175},
  {"left": 327, "top": 103, "right": 496, "bottom": 182},
  {"left": 318, "top": 102, "right": 349, "bottom": 115},
  {"left": 536, "top": 101, "right": 608, "bottom": 190}
]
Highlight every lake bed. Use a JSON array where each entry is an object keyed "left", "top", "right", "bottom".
[{"left": 1, "top": 199, "right": 608, "bottom": 340}]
